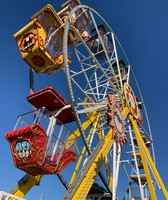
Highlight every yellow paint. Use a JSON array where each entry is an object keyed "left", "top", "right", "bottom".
[
  {"left": 130, "top": 114, "right": 168, "bottom": 199},
  {"left": 70, "top": 129, "right": 114, "bottom": 199},
  {"left": 10, "top": 175, "right": 42, "bottom": 199}
]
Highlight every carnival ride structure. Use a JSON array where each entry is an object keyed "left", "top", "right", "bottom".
[{"left": 1, "top": 0, "right": 168, "bottom": 199}]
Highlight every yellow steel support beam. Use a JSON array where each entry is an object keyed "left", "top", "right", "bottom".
[
  {"left": 65, "top": 129, "right": 114, "bottom": 200},
  {"left": 69, "top": 112, "right": 113, "bottom": 187},
  {"left": 96, "top": 117, "right": 113, "bottom": 188},
  {"left": 121, "top": 106, "right": 130, "bottom": 119},
  {"left": 104, "top": 156, "right": 113, "bottom": 189},
  {"left": 65, "top": 114, "right": 97, "bottom": 149},
  {"left": 10, "top": 175, "right": 42, "bottom": 198},
  {"left": 69, "top": 113, "right": 112, "bottom": 186},
  {"left": 136, "top": 138, "right": 156, "bottom": 200},
  {"left": 129, "top": 114, "right": 168, "bottom": 199},
  {"left": 69, "top": 119, "right": 98, "bottom": 185}
]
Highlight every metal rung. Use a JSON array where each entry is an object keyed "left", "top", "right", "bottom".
[{"left": 130, "top": 174, "right": 147, "bottom": 185}]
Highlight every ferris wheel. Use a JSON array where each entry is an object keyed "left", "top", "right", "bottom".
[{"left": 2, "top": 1, "right": 168, "bottom": 200}]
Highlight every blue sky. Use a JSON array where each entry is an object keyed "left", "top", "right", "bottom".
[{"left": 0, "top": 0, "right": 168, "bottom": 199}]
